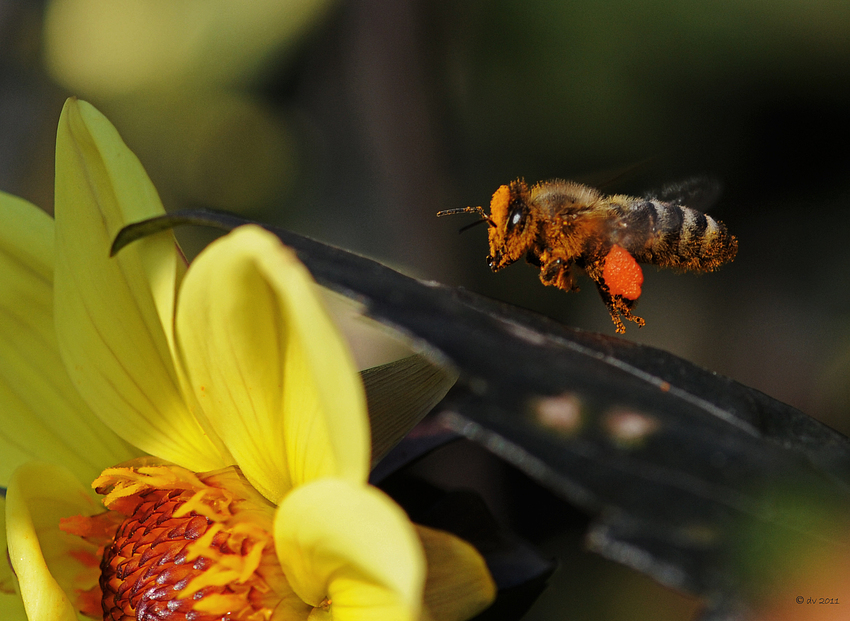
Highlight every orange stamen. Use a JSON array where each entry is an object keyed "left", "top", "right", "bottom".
[{"left": 63, "top": 463, "right": 304, "bottom": 621}]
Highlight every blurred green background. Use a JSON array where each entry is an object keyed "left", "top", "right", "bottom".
[{"left": 2, "top": 1, "right": 849, "bottom": 618}]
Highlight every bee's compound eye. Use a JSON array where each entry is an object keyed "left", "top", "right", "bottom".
[{"left": 507, "top": 206, "right": 525, "bottom": 232}]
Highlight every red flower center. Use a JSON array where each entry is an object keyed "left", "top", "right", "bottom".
[{"left": 60, "top": 462, "right": 304, "bottom": 621}]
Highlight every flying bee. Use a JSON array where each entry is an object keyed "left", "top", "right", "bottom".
[{"left": 437, "top": 178, "right": 738, "bottom": 333}]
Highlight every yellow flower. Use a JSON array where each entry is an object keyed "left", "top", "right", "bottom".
[{"left": 0, "top": 99, "right": 494, "bottom": 620}]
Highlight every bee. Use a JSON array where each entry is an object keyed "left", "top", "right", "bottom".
[{"left": 437, "top": 178, "right": 738, "bottom": 333}]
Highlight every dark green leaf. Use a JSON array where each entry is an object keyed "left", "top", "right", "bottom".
[{"left": 114, "top": 211, "right": 850, "bottom": 618}]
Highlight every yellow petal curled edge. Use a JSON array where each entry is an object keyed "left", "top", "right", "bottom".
[
  {"left": 53, "top": 98, "right": 223, "bottom": 471},
  {"left": 274, "top": 478, "right": 425, "bottom": 621},
  {"left": 6, "top": 461, "right": 102, "bottom": 621},
  {"left": 175, "top": 226, "right": 369, "bottom": 503},
  {"left": 0, "top": 497, "right": 27, "bottom": 620},
  {"left": 417, "top": 526, "right": 496, "bottom": 621},
  {"left": 0, "top": 191, "right": 139, "bottom": 486}
]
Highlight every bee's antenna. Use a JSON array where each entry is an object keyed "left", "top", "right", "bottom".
[
  {"left": 436, "top": 206, "right": 495, "bottom": 228},
  {"left": 458, "top": 219, "right": 491, "bottom": 234}
]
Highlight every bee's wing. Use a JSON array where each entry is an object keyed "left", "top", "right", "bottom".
[{"left": 645, "top": 176, "right": 723, "bottom": 211}]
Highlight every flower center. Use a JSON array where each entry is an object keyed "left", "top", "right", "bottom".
[
  {"left": 100, "top": 487, "right": 247, "bottom": 620},
  {"left": 61, "top": 461, "right": 304, "bottom": 621}
]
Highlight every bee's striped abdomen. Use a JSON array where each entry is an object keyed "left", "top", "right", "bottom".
[{"left": 625, "top": 200, "right": 737, "bottom": 272}]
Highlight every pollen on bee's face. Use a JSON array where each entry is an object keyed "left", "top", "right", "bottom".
[{"left": 60, "top": 462, "right": 305, "bottom": 621}]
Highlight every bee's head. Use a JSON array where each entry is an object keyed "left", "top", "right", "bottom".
[{"left": 486, "top": 179, "right": 535, "bottom": 271}]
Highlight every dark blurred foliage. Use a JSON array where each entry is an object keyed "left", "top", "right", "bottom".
[{"left": 3, "top": 1, "right": 850, "bottom": 619}]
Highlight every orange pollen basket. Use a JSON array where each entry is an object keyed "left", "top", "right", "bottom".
[
  {"left": 602, "top": 244, "right": 644, "bottom": 300},
  {"left": 60, "top": 462, "right": 295, "bottom": 621}
]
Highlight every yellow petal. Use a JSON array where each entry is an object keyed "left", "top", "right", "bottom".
[
  {"left": 361, "top": 355, "right": 457, "bottom": 467},
  {"left": 6, "top": 462, "right": 102, "bottom": 621},
  {"left": 0, "top": 497, "right": 27, "bottom": 620},
  {"left": 416, "top": 526, "right": 496, "bottom": 621},
  {"left": 275, "top": 479, "right": 425, "bottom": 621},
  {"left": 53, "top": 98, "right": 223, "bottom": 471},
  {"left": 0, "top": 191, "right": 139, "bottom": 485},
  {"left": 175, "top": 226, "right": 369, "bottom": 503}
]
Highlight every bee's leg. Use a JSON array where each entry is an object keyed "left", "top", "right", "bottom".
[
  {"left": 609, "top": 294, "right": 646, "bottom": 333},
  {"left": 587, "top": 258, "right": 645, "bottom": 333},
  {"left": 539, "top": 258, "right": 579, "bottom": 292}
]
